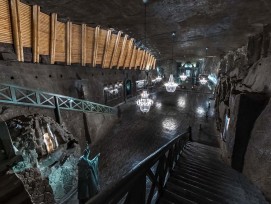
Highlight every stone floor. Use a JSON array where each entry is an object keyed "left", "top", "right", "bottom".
[{"left": 65, "top": 88, "right": 220, "bottom": 203}]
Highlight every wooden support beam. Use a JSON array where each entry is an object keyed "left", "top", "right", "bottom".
[
  {"left": 102, "top": 29, "right": 112, "bottom": 68},
  {"left": 10, "top": 0, "right": 24, "bottom": 61},
  {"left": 129, "top": 46, "right": 136, "bottom": 69},
  {"left": 145, "top": 53, "right": 150, "bottom": 69},
  {"left": 81, "top": 24, "right": 87, "bottom": 66},
  {"left": 66, "top": 21, "right": 72, "bottom": 65},
  {"left": 153, "top": 59, "right": 156, "bottom": 69},
  {"left": 110, "top": 31, "right": 122, "bottom": 68},
  {"left": 92, "top": 26, "right": 100, "bottom": 67},
  {"left": 135, "top": 48, "right": 140, "bottom": 69},
  {"left": 149, "top": 56, "right": 154, "bottom": 70},
  {"left": 124, "top": 38, "right": 134, "bottom": 68},
  {"left": 140, "top": 50, "right": 146, "bottom": 70},
  {"left": 50, "top": 13, "right": 57, "bottom": 64},
  {"left": 117, "top": 34, "right": 128, "bottom": 69}
]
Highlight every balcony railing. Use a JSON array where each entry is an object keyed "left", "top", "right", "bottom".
[
  {"left": 0, "top": 84, "right": 116, "bottom": 115},
  {"left": 86, "top": 127, "right": 192, "bottom": 204}
]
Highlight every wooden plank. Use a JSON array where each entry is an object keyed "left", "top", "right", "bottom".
[
  {"left": 0, "top": 0, "right": 13, "bottom": 43},
  {"left": 55, "top": 21, "right": 66, "bottom": 62},
  {"left": 92, "top": 26, "right": 100, "bottom": 67},
  {"left": 10, "top": 0, "right": 24, "bottom": 61},
  {"left": 32, "top": 5, "right": 39, "bottom": 63},
  {"left": 140, "top": 50, "right": 146, "bottom": 70},
  {"left": 132, "top": 47, "right": 139, "bottom": 69},
  {"left": 149, "top": 56, "right": 154, "bottom": 70},
  {"left": 86, "top": 26, "right": 94, "bottom": 64},
  {"left": 135, "top": 49, "right": 141, "bottom": 69},
  {"left": 124, "top": 38, "right": 134, "bottom": 68},
  {"left": 39, "top": 12, "right": 50, "bottom": 55},
  {"left": 129, "top": 46, "right": 136, "bottom": 69},
  {"left": 50, "top": 13, "right": 57, "bottom": 64},
  {"left": 71, "top": 24, "right": 81, "bottom": 63},
  {"left": 110, "top": 31, "right": 122, "bottom": 68},
  {"left": 102, "top": 29, "right": 112, "bottom": 68},
  {"left": 19, "top": 2, "right": 31, "bottom": 48},
  {"left": 66, "top": 21, "right": 72, "bottom": 65},
  {"left": 117, "top": 34, "right": 128, "bottom": 69},
  {"left": 81, "top": 24, "right": 86, "bottom": 66}
]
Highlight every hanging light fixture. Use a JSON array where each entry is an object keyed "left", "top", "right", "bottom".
[
  {"left": 165, "top": 32, "right": 178, "bottom": 93},
  {"left": 180, "top": 73, "right": 188, "bottom": 81},
  {"left": 199, "top": 77, "right": 208, "bottom": 85},
  {"left": 136, "top": 0, "right": 153, "bottom": 113}
]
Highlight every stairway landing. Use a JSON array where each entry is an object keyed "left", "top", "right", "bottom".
[{"left": 158, "top": 142, "right": 268, "bottom": 204}]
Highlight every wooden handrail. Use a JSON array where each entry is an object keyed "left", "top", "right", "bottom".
[{"left": 86, "top": 127, "right": 192, "bottom": 204}]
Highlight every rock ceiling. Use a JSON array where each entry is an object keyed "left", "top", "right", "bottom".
[{"left": 24, "top": 0, "right": 271, "bottom": 61}]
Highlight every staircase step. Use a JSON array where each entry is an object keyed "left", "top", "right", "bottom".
[
  {"left": 168, "top": 177, "right": 241, "bottom": 204},
  {"left": 174, "top": 165, "right": 237, "bottom": 183},
  {"left": 166, "top": 181, "right": 220, "bottom": 204},
  {"left": 172, "top": 169, "right": 240, "bottom": 190},
  {"left": 170, "top": 173, "right": 244, "bottom": 200},
  {"left": 162, "top": 189, "right": 197, "bottom": 204}
]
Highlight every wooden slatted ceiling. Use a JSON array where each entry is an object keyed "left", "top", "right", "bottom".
[
  {"left": 39, "top": 12, "right": 50, "bottom": 55},
  {"left": 19, "top": 2, "right": 31, "bottom": 47},
  {"left": 71, "top": 24, "right": 81, "bottom": 63},
  {"left": 105, "top": 33, "right": 116, "bottom": 68},
  {"left": 96, "top": 29, "right": 106, "bottom": 65},
  {"left": 55, "top": 21, "right": 66, "bottom": 62},
  {"left": 86, "top": 26, "right": 94, "bottom": 64},
  {"left": 129, "top": 46, "right": 136, "bottom": 69},
  {"left": 0, "top": 0, "right": 13, "bottom": 43}
]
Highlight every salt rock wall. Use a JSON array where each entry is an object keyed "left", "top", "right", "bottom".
[
  {"left": 7, "top": 114, "right": 81, "bottom": 203},
  {"left": 215, "top": 24, "right": 271, "bottom": 201}
]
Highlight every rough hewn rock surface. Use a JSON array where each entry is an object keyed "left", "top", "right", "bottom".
[
  {"left": 243, "top": 98, "right": 271, "bottom": 200},
  {"left": 215, "top": 28, "right": 271, "bottom": 201}
]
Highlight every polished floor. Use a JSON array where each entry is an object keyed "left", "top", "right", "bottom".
[
  {"left": 93, "top": 89, "right": 219, "bottom": 189},
  {"left": 66, "top": 88, "right": 220, "bottom": 203}
]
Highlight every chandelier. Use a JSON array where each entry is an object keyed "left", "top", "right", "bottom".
[
  {"left": 165, "top": 74, "right": 178, "bottom": 92},
  {"left": 136, "top": 0, "right": 153, "bottom": 113},
  {"left": 199, "top": 77, "right": 208, "bottom": 85},
  {"left": 180, "top": 73, "right": 188, "bottom": 81},
  {"left": 155, "top": 75, "right": 162, "bottom": 82},
  {"left": 136, "top": 90, "right": 153, "bottom": 113},
  {"left": 165, "top": 32, "right": 178, "bottom": 93}
]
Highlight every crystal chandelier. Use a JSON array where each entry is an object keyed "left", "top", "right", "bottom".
[
  {"left": 165, "top": 32, "right": 178, "bottom": 93},
  {"left": 165, "top": 74, "right": 178, "bottom": 92},
  {"left": 136, "top": 90, "right": 153, "bottom": 113},
  {"left": 136, "top": 0, "right": 153, "bottom": 113},
  {"left": 155, "top": 75, "right": 162, "bottom": 82},
  {"left": 199, "top": 77, "right": 208, "bottom": 85},
  {"left": 180, "top": 73, "right": 188, "bottom": 81}
]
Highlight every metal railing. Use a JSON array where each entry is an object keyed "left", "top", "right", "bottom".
[
  {"left": 87, "top": 127, "right": 192, "bottom": 204},
  {"left": 0, "top": 84, "right": 116, "bottom": 115}
]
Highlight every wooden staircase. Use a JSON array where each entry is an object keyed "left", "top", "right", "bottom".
[
  {"left": 158, "top": 142, "right": 268, "bottom": 204},
  {"left": 0, "top": 173, "right": 32, "bottom": 204}
]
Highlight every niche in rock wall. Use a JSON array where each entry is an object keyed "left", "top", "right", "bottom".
[
  {"left": 231, "top": 93, "right": 268, "bottom": 172},
  {"left": 1, "top": 114, "right": 81, "bottom": 203}
]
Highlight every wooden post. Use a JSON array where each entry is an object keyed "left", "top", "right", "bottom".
[
  {"left": 153, "top": 58, "right": 156, "bottom": 70},
  {"left": 117, "top": 34, "right": 128, "bottom": 69},
  {"left": 110, "top": 31, "right": 122, "bottom": 68},
  {"left": 50, "top": 13, "right": 57, "bottom": 64},
  {"left": 92, "top": 26, "right": 100, "bottom": 67},
  {"left": 129, "top": 46, "right": 136, "bottom": 69},
  {"left": 135, "top": 48, "right": 140, "bottom": 69},
  {"left": 66, "top": 21, "right": 72, "bottom": 65},
  {"left": 81, "top": 24, "right": 87, "bottom": 66},
  {"left": 32, "top": 5, "right": 40, "bottom": 63},
  {"left": 10, "top": 0, "right": 24, "bottom": 62},
  {"left": 140, "top": 50, "right": 146, "bottom": 70},
  {"left": 102, "top": 29, "right": 112, "bottom": 68}
]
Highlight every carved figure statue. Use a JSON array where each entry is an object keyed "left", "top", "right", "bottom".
[{"left": 78, "top": 145, "right": 100, "bottom": 204}]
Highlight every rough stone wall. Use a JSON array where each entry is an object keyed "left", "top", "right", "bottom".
[{"left": 215, "top": 25, "right": 271, "bottom": 201}]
